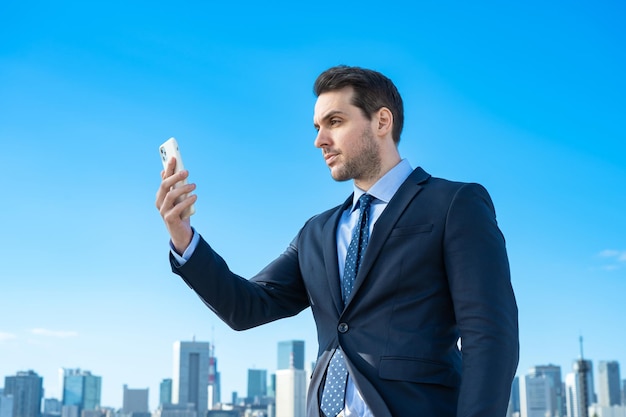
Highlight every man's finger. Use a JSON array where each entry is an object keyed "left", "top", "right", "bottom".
[{"left": 165, "top": 157, "right": 177, "bottom": 177}]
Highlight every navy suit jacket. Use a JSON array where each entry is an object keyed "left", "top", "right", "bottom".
[{"left": 171, "top": 167, "right": 519, "bottom": 417}]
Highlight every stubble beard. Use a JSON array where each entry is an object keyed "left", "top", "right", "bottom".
[{"left": 331, "top": 127, "right": 381, "bottom": 184}]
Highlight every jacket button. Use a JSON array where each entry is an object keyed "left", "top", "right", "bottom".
[{"left": 338, "top": 323, "right": 349, "bottom": 333}]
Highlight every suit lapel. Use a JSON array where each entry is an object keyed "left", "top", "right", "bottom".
[
  {"left": 346, "top": 168, "right": 431, "bottom": 307},
  {"left": 323, "top": 194, "right": 354, "bottom": 314}
]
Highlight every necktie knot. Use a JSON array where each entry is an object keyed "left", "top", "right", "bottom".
[
  {"left": 357, "top": 193, "right": 373, "bottom": 213},
  {"left": 342, "top": 193, "right": 373, "bottom": 305}
]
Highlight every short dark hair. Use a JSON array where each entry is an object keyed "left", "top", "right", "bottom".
[{"left": 313, "top": 65, "right": 404, "bottom": 144}]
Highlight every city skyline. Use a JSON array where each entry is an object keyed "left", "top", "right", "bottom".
[
  {"left": 1, "top": 0, "right": 625, "bottom": 411},
  {"left": 2, "top": 338, "right": 625, "bottom": 411}
]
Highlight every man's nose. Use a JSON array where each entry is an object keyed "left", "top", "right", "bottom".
[{"left": 314, "top": 129, "right": 329, "bottom": 149}]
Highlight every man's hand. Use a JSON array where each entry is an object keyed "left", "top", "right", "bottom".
[{"left": 156, "top": 157, "right": 197, "bottom": 255}]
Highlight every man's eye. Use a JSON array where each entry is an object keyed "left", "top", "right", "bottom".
[{"left": 330, "top": 119, "right": 341, "bottom": 126}]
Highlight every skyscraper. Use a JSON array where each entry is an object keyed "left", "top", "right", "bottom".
[
  {"left": 525, "top": 365, "right": 564, "bottom": 417},
  {"left": 122, "top": 385, "right": 149, "bottom": 413},
  {"left": 172, "top": 340, "right": 210, "bottom": 417},
  {"left": 159, "top": 379, "right": 172, "bottom": 406},
  {"left": 510, "top": 376, "right": 520, "bottom": 415},
  {"left": 521, "top": 372, "right": 554, "bottom": 417},
  {"left": 0, "top": 389, "right": 15, "bottom": 417},
  {"left": 597, "top": 360, "right": 621, "bottom": 407},
  {"left": 247, "top": 369, "right": 267, "bottom": 401},
  {"left": 275, "top": 340, "right": 306, "bottom": 417},
  {"left": 565, "top": 337, "right": 598, "bottom": 417},
  {"left": 207, "top": 343, "right": 221, "bottom": 408},
  {"left": 565, "top": 372, "right": 582, "bottom": 417},
  {"left": 268, "top": 374, "right": 276, "bottom": 398},
  {"left": 42, "top": 398, "right": 61, "bottom": 417},
  {"left": 566, "top": 360, "right": 594, "bottom": 417},
  {"left": 153, "top": 403, "right": 197, "bottom": 417},
  {"left": 4, "top": 370, "right": 43, "bottom": 417},
  {"left": 61, "top": 369, "right": 102, "bottom": 414},
  {"left": 277, "top": 340, "right": 305, "bottom": 371},
  {"left": 275, "top": 368, "right": 306, "bottom": 417}
]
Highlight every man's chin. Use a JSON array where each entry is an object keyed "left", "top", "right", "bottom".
[{"left": 329, "top": 169, "right": 351, "bottom": 183}]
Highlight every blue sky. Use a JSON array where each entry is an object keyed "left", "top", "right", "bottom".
[{"left": 1, "top": 0, "right": 625, "bottom": 410}]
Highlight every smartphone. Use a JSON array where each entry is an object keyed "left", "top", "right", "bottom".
[{"left": 159, "top": 137, "right": 196, "bottom": 218}]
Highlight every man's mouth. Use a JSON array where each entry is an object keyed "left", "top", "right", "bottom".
[{"left": 324, "top": 151, "right": 339, "bottom": 165}]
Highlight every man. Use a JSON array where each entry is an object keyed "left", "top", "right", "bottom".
[{"left": 156, "top": 65, "right": 519, "bottom": 416}]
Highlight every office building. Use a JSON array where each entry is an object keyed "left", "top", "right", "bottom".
[
  {"left": 60, "top": 405, "right": 79, "bottom": 417},
  {"left": 4, "top": 370, "right": 44, "bottom": 417},
  {"left": 159, "top": 379, "right": 172, "bottom": 406},
  {"left": 172, "top": 340, "right": 209, "bottom": 417},
  {"left": 268, "top": 374, "right": 276, "bottom": 398},
  {"left": 277, "top": 340, "right": 304, "bottom": 371},
  {"left": 122, "top": 385, "right": 149, "bottom": 413},
  {"left": 80, "top": 410, "right": 106, "bottom": 417},
  {"left": 521, "top": 372, "right": 554, "bottom": 417},
  {"left": 153, "top": 403, "right": 197, "bottom": 417},
  {"left": 42, "top": 398, "right": 61, "bottom": 417},
  {"left": 510, "top": 376, "right": 520, "bottom": 414},
  {"left": 565, "top": 336, "right": 596, "bottom": 417},
  {"left": 524, "top": 365, "right": 564, "bottom": 417},
  {"left": 588, "top": 403, "right": 626, "bottom": 417},
  {"left": 275, "top": 368, "right": 306, "bottom": 417},
  {"left": 61, "top": 369, "right": 102, "bottom": 414},
  {"left": 566, "top": 359, "right": 595, "bottom": 417},
  {"left": 0, "top": 390, "right": 14, "bottom": 417},
  {"left": 275, "top": 340, "right": 306, "bottom": 417},
  {"left": 598, "top": 361, "right": 621, "bottom": 407},
  {"left": 247, "top": 369, "right": 267, "bottom": 401},
  {"left": 208, "top": 343, "right": 221, "bottom": 408},
  {"left": 566, "top": 372, "right": 583, "bottom": 417}
]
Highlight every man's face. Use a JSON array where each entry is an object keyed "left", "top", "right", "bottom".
[{"left": 313, "top": 87, "right": 381, "bottom": 186}]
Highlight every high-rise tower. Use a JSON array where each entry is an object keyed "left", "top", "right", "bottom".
[
  {"left": 275, "top": 341, "right": 306, "bottom": 417},
  {"left": 60, "top": 368, "right": 101, "bottom": 415},
  {"left": 277, "top": 340, "right": 305, "bottom": 371},
  {"left": 122, "top": 385, "right": 149, "bottom": 414},
  {"left": 247, "top": 369, "right": 267, "bottom": 401},
  {"left": 159, "top": 379, "right": 172, "bottom": 406},
  {"left": 172, "top": 340, "right": 210, "bottom": 417},
  {"left": 3, "top": 371, "right": 43, "bottom": 417},
  {"left": 207, "top": 343, "right": 221, "bottom": 408},
  {"left": 597, "top": 360, "right": 621, "bottom": 406},
  {"left": 0, "top": 390, "right": 14, "bottom": 417},
  {"left": 522, "top": 365, "right": 564, "bottom": 417},
  {"left": 521, "top": 365, "right": 565, "bottom": 417},
  {"left": 565, "top": 337, "right": 595, "bottom": 417}
]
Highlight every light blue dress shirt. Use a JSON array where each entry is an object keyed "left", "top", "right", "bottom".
[{"left": 171, "top": 159, "right": 414, "bottom": 416}]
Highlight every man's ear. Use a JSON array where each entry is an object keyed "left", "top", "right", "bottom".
[{"left": 376, "top": 107, "right": 393, "bottom": 137}]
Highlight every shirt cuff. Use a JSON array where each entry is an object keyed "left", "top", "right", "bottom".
[{"left": 169, "top": 228, "right": 200, "bottom": 265}]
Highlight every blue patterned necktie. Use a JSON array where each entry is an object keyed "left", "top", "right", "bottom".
[{"left": 321, "top": 193, "right": 374, "bottom": 417}]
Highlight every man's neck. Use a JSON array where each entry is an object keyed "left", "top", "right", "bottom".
[{"left": 354, "top": 155, "right": 402, "bottom": 191}]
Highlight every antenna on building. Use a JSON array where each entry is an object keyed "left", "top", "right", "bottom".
[{"left": 579, "top": 334, "right": 584, "bottom": 359}]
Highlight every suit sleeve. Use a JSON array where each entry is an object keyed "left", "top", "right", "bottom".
[
  {"left": 443, "top": 183, "right": 519, "bottom": 417},
  {"left": 170, "top": 233, "right": 310, "bottom": 331}
]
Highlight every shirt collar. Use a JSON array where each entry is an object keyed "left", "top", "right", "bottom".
[{"left": 351, "top": 159, "right": 413, "bottom": 211}]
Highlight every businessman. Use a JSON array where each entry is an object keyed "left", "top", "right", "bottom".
[{"left": 156, "top": 65, "right": 519, "bottom": 416}]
